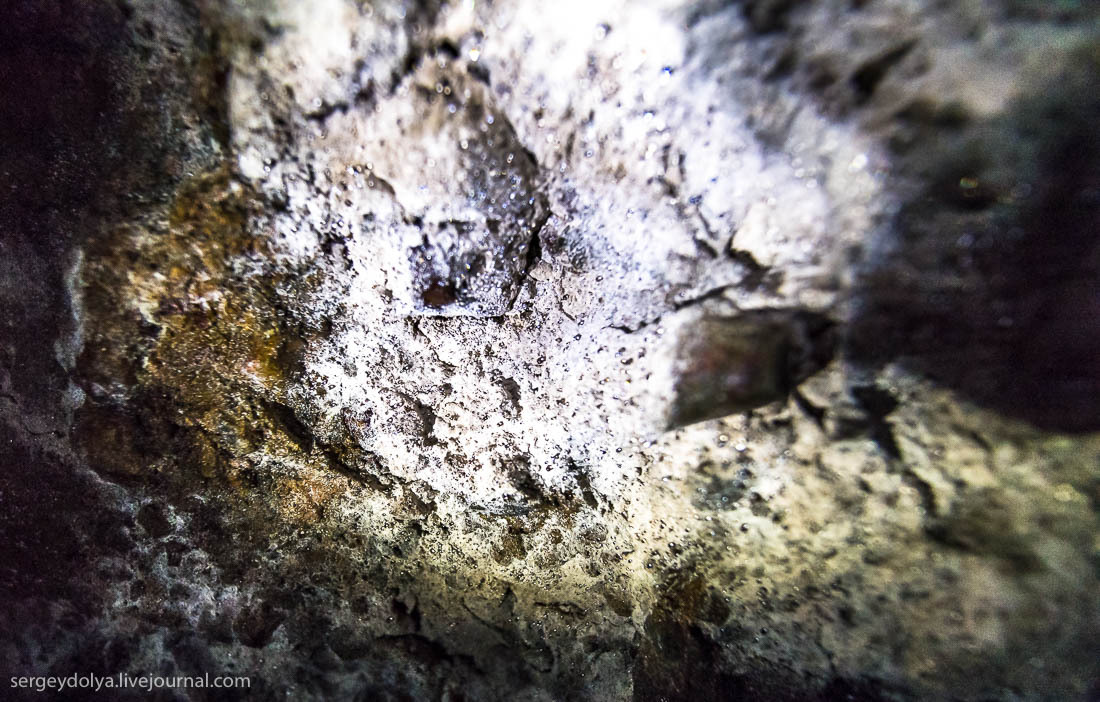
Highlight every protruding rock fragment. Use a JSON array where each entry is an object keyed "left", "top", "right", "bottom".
[{"left": 669, "top": 310, "right": 836, "bottom": 428}]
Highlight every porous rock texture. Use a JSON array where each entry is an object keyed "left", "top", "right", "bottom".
[{"left": 2, "top": 0, "right": 1099, "bottom": 700}]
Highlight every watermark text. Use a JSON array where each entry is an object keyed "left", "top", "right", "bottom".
[{"left": 11, "top": 673, "right": 251, "bottom": 694}]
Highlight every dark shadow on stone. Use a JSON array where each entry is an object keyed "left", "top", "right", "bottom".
[
  {"left": 849, "top": 47, "right": 1100, "bottom": 432},
  {"left": 0, "top": 422, "right": 133, "bottom": 680},
  {"left": 0, "top": 0, "right": 129, "bottom": 420},
  {"left": 0, "top": 0, "right": 228, "bottom": 415},
  {"left": 0, "top": 0, "right": 230, "bottom": 680}
]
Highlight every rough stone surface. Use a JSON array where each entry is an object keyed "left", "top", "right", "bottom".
[{"left": 2, "top": 0, "right": 1099, "bottom": 700}]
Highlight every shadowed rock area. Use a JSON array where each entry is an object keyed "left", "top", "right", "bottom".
[{"left": 2, "top": 1, "right": 1099, "bottom": 700}]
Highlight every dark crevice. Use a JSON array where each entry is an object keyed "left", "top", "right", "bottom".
[
  {"left": 468, "top": 60, "right": 491, "bottom": 85},
  {"left": 608, "top": 282, "right": 737, "bottom": 335},
  {"left": 505, "top": 201, "right": 550, "bottom": 314},
  {"left": 375, "top": 633, "right": 485, "bottom": 674},
  {"left": 413, "top": 398, "right": 439, "bottom": 446},
  {"left": 324, "top": 447, "right": 394, "bottom": 494},
  {"left": 568, "top": 462, "right": 601, "bottom": 509},
  {"left": 262, "top": 398, "right": 314, "bottom": 452},
  {"left": 303, "top": 100, "right": 349, "bottom": 122},
  {"left": 792, "top": 388, "right": 826, "bottom": 428},
  {"left": 850, "top": 40, "right": 917, "bottom": 104},
  {"left": 850, "top": 385, "right": 900, "bottom": 460},
  {"left": 673, "top": 283, "right": 738, "bottom": 311}
]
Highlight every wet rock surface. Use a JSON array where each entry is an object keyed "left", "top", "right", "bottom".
[{"left": 2, "top": 0, "right": 1099, "bottom": 700}]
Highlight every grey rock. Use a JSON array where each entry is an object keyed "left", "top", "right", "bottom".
[{"left": 2, "top": 0, "right": 1099, "bottom": 700}]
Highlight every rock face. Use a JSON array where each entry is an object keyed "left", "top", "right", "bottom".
[{"left": 1, "top": 0, "right": 1099, "bottom": 700}]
